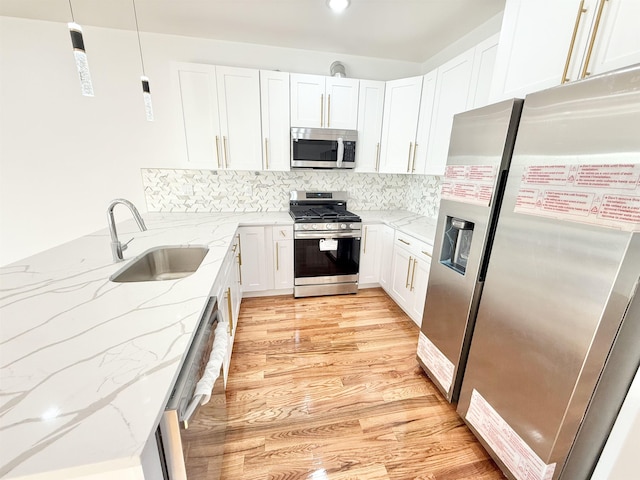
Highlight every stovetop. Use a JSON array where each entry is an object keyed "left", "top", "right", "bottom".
[
  {"left": 289, "top": 206, "right": 361, "bottom": 223},
  {"left": 289, "top": 191, "right": 361, "bottom": 224}
]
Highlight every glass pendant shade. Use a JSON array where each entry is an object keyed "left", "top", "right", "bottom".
[{"left": 68, "top": 22, "right": 94, "bottom": 96}]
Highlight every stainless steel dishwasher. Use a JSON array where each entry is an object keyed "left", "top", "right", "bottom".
[{"left": 156, "top": 296, "right": 227, "bottom": 480}]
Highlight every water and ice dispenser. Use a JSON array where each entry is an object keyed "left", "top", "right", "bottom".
[{"left": 440, "top": 217, "right": 474, "bottom": 275}]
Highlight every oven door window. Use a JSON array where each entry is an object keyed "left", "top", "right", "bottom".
[
  {"left": 293, "top": 139, "right": 337, "bottom": 161},
  {"left": 295, "top": 237, "right": 360, "bottom": 278}
]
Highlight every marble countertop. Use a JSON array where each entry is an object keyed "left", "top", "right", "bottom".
[
  {"left": 0, "top": 210, "right": 434, "bottom": 479},
  {"left": 356, "top": 210, "right": 438, "bottom": 246}
]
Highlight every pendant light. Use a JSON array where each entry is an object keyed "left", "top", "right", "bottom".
[
  {"left": 67, "top": 0, "right": 94, "bottom": 96},
  {"left": 133, "top": 0, "right": 154, "bottom": 121}
]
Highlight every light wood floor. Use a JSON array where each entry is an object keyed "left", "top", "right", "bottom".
[{"left": 183, "top": 288, "right": 504, "bottom": 479}]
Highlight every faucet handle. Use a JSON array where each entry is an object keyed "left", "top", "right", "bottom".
[{"left": 122, "top": 238, "right": 134, "bottom": 251}]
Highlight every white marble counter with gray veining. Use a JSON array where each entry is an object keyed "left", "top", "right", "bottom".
[
  {"left": 0, "top": 209, "right": 434, "bottom": 479},
  {"left": 0, "top": 212, "right": 291, "bottom": 480},
  {"left": 356, "top": 210, "right": 438, "bottom": 246}
]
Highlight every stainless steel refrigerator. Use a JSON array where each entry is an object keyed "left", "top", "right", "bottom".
[
  {"left": 457, "top": 64, "right": 640, "bottom": 480},
  {"left": 417, "top": 98, "right": 523, "bottom": 402}
]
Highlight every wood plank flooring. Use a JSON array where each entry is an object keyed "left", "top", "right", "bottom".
[{"left": 182, "top": 288, "right": 504, "bottom": 480}]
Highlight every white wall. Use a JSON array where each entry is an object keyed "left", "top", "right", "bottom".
[
  {"left": 0, "top": 16, "right": 422, "bottom": 266},
  {"left": 421, "top": 11, "right": 504, "bottom": 73}
]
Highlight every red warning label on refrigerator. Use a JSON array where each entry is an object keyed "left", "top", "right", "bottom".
[
  {"left": 514, "top": 163, "right": 640, "bottom": 232},
  {"left": 466, "top": 390, "right": 556, "bottom": 480},
  {"left": 441, "top": 164, "right": 498, "bottom": 207},
  {"left": 417, "top": 332, "right": 454, "bottom": 394}
]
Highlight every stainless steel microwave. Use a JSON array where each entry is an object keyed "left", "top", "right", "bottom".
[{"left": 291, "top": 127, "right": 357, "bottom": 169}]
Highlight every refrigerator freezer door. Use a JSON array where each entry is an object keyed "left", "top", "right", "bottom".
[
  {"left": 418, "top": 98, "right": 523, "bottom": 401},
  {"left": 457, "top": 65, "right": 640, "bottom": 479}
]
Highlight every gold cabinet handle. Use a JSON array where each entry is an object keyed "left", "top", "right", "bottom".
[
  {"left": 215, "top": 135, "right": 221, "bottom": 168},
  {"left": 421, "top": 250, "right": 432, "bottom": 258},
  {"left": 223, "top": 135, "right": 229, "bottom": 168},
  {"left": 280, "top": 229, "right": 287, "bottom": 237},
  {"left": 327, "top": 94, "right": 331, "bottom": 127},
  {"left": 375, "top": 142, "right": 381, "bottom": 171},
  {"left": 411, "top": 142, "right": 418, "bottom": 173},
  {"left": 399, "top": 238, "right": 410, "bottom": 246},
  {"left": 226, "top": 287, "right": 233, "bottom": 335},
  {"left": 236, "top": 234, "right": 242, "bottom": 285},
  {"left": 406, "top": 142, "right": 414, "bottom": 173},
  {"left": 363, "top": 226, "right": 368, "bottom": 254},
  {"left": 562, "top": 0, "right": 587, "bottom": 84},
  {"left": 320, "top": 94, "right": 324, "bottom": 127},
  {"left": 410, "top": 259, "right": 418, "bottom": 291},
  {"left": 581, "top": 0, "right": 609, "bottom": 79},
  {"left": 405, "top": 256, "right": 414, "bottom": 288},
  {"left": 264, "top": 138, "right": 269, "bottom": 170},
  {"left": 275, "top": 241, "right": 280, "bottom": 270}
]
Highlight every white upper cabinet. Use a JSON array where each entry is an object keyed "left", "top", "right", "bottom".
[
  {"left": 325, "top": 77, "right": 360, "bottom": 129},
  {"left": 426, "top": 49, "right": 475, "bottom": 176},
  {"left": 260, "top": 70, "right": 290, "bottom": 171},
  {"left": 585, "top": 0, "right": 640, "bottom": 76},
  {"left": 177, "top": 64, "right": 221, "bottom": 169},
  {"left": 490, "top": 0, "right": 640, "bottom": 101},
  {"left": 177, "top": 63, "right": 262, "bottom": 170},
  {"left": 355, "top": 80, "right": 385, "bottom": 173},
  {"left": 290, "top": 73, "right": 359, "bottom": 129},
  {"left": 290, "top": 74, "right": 324, "bottom": 128},
  {"left": 378, "top": 76, "right": 423, "bottom": 174},
  {"left": 216, "top": 66, "right": 263, "bottom": 170},
  {"left": 468, "top": 34, "right": 500, "bottom": 109},
  {"left": 411, "top": 69, "right": 437, "bottom": 175}
]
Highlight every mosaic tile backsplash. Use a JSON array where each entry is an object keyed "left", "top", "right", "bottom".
[{"left": 141, "top": 169, "right": 441, "bottom": 218}]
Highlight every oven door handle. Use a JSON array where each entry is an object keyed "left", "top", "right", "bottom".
[{"left": 294, "top": 231, "right": 360, "bottom": 240}]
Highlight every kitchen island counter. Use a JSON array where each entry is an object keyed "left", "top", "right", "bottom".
[{"left": 0, "top": 212, "right": 291, "bottom": 480}]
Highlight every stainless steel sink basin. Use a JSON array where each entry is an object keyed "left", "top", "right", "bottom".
[{"left": 110, "top": 246, "right": 209, "bottom": 283}]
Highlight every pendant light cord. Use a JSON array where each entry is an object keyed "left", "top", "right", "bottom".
[
  {"left": 132, "top": 0, "right": 146, "bottom": 76},
  {"left": 68, "top": 0, "right": 75, "bottom": 22}
]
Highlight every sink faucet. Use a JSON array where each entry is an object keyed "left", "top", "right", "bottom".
[{"left": 107, "top": 198, "right": 147, "bottom": 262}]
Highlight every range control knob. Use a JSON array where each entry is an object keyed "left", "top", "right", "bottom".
[
  {"left": 341, "top": 224, "right": 347, "bottom": 229},
  {"left": 349, "top": 223, "right": 358, "bottom": 229},
  {"left": 326, "top": 223, "right": 333, "bottom": 230},
  {"left": 312, "top": 224, "right": 318, "bottom": 229},
  {"left": 302, "top": 224, "right": 309, "bottom": 230}
]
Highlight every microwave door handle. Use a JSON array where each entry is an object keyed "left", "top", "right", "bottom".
[{"left": 337, "top": 137, "right": 344, "bottom": 167}]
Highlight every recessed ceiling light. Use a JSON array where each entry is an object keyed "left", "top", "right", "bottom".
[{"left": 327, "top": 0, "right": 350, "bottom": 13}]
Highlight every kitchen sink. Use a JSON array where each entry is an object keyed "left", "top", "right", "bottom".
[{"left": 110, "top": 246, "right": 209, "bottom": 283}]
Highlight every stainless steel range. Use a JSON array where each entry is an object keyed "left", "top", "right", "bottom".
[{"left": 289, "top": 191, "right": 361, "bottom": 297}]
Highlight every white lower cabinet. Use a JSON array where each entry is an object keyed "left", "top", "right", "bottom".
[
  {"left": 359, "top": 223, "right": 384, "bottom": 285},
  {"left": 387, "top": 231, "right": 433, "bottom": 327},
  {"left": 238, "top": 225, "right": 294, "bottom": 295},
  {"left": 238, "top": 226, "right": 271, "bottom": 292},
  {"left": 216, "top": 235, "right": 242, "bottom": 387},
  {"left": 408, "top": 251, "right": 432, "bottom": 323},
  {"left": 379, "top": 225, "right": 395, "bottom": 291},
  {"left": 272, "top": 227, "right": 294, "bottom": 290}
]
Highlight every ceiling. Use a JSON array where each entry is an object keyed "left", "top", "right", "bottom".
[{"left": 0, "top": 0, "right": 505, "bottom": 63}]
